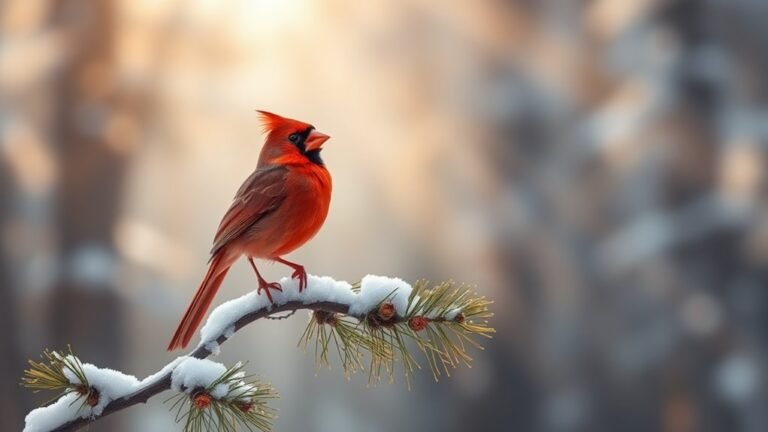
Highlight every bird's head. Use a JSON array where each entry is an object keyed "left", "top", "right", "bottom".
[{"left": 256, "top": 110, "right": 331, "bottom": 167}]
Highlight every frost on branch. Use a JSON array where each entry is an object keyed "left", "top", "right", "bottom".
[{"left": 21, "top": 274, "right": 494, "bottom": 432}]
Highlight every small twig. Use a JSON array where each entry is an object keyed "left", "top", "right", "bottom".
[{"left": 265, "top": 310, "right": 298, "bottom": 320}]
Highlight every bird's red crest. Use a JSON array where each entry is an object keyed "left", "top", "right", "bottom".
[{"left": 256, "top": 110, "right": 311, "bottom": 135}]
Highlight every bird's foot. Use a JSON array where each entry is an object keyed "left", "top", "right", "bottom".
[
  {"left": 290, "top": 265, "right": 307, "bottom": 292},
  {"left": 273, "top": 257, "right": 308, "bottom": 292},
  {"left": 257, "top": 280, "right": 282, "bottom": 304}
]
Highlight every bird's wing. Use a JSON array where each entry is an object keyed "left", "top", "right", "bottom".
[{"left": 209, "top": 165, "right": 288, "bottom": 257}]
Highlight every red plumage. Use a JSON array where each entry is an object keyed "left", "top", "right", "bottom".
[{"left": 167, "top": 111, "right": 332, "bottom": 351}]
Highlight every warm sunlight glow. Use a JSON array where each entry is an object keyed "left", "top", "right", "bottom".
[{"left": 236, "top": 0, "right": 312, "bottom": 34}]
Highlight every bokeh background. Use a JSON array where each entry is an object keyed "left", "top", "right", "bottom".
[{"left": 3, "top": 0, "right": 768, "bottom": 431}]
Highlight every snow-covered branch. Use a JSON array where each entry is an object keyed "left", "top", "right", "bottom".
[{"left": 23, "top": 275, "right": 494, "bottom": 432}]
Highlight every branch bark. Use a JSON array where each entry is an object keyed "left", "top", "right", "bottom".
[{"left": 54, "top": 301, "right": 355, "bottom": 432}]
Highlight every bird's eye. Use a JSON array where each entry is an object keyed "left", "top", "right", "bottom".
[{"left": 289, "top": 133, "right": 299, "bottom": 143}]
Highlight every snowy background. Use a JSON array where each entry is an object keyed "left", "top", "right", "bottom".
[{"left": 2, "top": 0, "right": 768, "bottom": 431}]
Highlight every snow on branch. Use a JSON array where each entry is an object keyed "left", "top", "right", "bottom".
[{"left": 22, "top": 275, "right": 494, "bottom": 432}]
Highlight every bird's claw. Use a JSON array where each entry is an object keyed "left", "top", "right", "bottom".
[
  {"left": 291, "top": 266, "right": 307, "bottom": 292},
  {"left": 257, "top": 281, "right": 282, "bottom": 304}
]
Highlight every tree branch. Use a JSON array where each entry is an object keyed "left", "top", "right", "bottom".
[
  {"left": 24, "top": 276, "right": 493, "bottom": 432},
  {"left": 53, "top": 300, "right": 355, "bottom": 432}
]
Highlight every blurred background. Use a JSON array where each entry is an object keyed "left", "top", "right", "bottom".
[{"left": 2, "top": 0, "right": 768, "bottom": 431}]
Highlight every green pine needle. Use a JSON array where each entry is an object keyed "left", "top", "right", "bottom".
[
  {"left": 21, "top": 346, "right": 94, "bottom": 407},
  {"left": 166, "top": 362, "right": 278, "bottom": 432},
  {"left": 300, "top": 280, "right": 494, "bottom": 387}
]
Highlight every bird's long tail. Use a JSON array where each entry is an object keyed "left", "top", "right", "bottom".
[{"left": 167, "top": 253, "right": 232, "bottom": 351}]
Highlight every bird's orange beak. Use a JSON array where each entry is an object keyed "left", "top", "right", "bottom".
[{"left": 305, "top": 130, "right": 330, "bottom": 151}]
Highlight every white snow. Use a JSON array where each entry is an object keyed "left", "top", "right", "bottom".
[
  {"left": 138, "top": 356, "right": 187, "bottom": 388},
  {"left": 24, "top": 393, "right": 85, "bottom": 432},
  {"left": 25, "top": 355, "right": 242, "bottom": 431},
  {"left": 24, "top": 356, "right": 189, "bottom": 432},
  {"left": 348, "top": 275, "right": 412, "bottom": 317},
  {"left": 445, "top": 307, "right": 462, "bottom": 320},
  {"left": 169, "top": 358, "right": 259, "bottom": 400},
  {"left": 199, "top": 274, "right": 356, "bottom": 344},
  {"left": 224, "top": 326, "right": 236, "bottom": 338},
  {"left": 199, "top": 274, "right": 414, "bottom": 345},
  {"left": 205, "top": 340, "right": 221, "bottom": 356},
  {"left": 171, "top": 357, "right": 229, "bottom": 398},
  {"left": 61, "top": 356, "right": 141, "bottom": 416},
  {"left": 24, "top": 357, "right": 144, "bottom": 431}
]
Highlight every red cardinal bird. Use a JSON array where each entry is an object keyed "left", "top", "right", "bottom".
[{"left": 167, "top": 111, "right": 332, "bottom": 351}]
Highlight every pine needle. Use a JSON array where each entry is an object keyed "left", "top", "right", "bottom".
[
  {"left": 300, "top": 280, "right": 494, "bottom": 386},
  {"left": 166, "top": 362, "right": 278, "bottom": 432}
]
